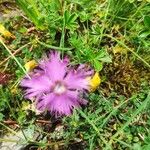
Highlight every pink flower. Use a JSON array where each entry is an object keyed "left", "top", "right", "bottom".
[{"left": 21, "top": 51, "right": 93, "bottom": 116}]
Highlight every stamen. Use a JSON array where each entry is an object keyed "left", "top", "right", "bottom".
[{"left": 53, "top": 81, "right": 66, "bottom": 95}]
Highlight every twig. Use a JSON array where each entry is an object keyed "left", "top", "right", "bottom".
[
  {"left": 36, "top": 120, "right": 51, "bottom": 124},
  {"left": 0, "top": 42, "right": 30, "bottom": 66},
  {"left": 3, "top": 120, "right": 18, "bottom": 125},
  {"left": 3, "top": 119, "right": 52, "bottom": 125},
  {"left": 0, "top": 39, "right": 30, "bottom": 78}
]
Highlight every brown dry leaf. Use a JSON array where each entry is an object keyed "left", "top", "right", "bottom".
[{"left": 0, "top": 72, "right": 10, "bottom": 85}]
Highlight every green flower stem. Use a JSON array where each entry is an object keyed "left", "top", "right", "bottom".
[{"left": 36, "top": 39, "right": 72, "bottom": 51}]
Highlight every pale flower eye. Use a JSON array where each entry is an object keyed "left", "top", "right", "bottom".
[{"left": 53, "top": 81, "right": 67, "bottom": 95}]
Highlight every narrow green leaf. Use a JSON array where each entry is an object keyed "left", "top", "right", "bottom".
[
  {"left": 144, "top": 16, "right": 150, "bottom": 28},
  {"left": 93, "top": 60, "right": 103, "bottom": 71}
]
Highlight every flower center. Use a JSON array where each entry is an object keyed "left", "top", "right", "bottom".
[{"left": 53, "top": 81, "right": 66, "bottom": 95}]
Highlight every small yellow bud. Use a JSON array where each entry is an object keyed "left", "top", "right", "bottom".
[
  {"left": 0, "top": 24, "right": 15, "bottom": 38},
  {"left": 24, "top": 60, "right": 37, "bottom": 72},
  {"left": 88, "top": 72, "right": 101, "bottom": 92},
  {"left": 11, "top": 88, "right": 18, "bottom": 94},
  {"left": 113, "top": 45, "right": 127, "bottom": 54}
]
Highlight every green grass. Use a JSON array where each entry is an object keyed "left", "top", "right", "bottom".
[{"left": 0, "top": 0, "right": 150, "bottom": 149}]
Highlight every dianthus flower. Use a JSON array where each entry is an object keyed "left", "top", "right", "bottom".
[{"left": 21, "top": 51, "right": 93, "bottom": 116}]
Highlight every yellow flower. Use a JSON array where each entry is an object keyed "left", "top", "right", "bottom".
[
  {"left": 0, "top": 24, "right": 15, "bottom": 38},
  {"left": 11, "top": 88, "right": 18, "bottom": 94},
  {"left": 113, "top": 45, "right": 127, "bottom": 54},
  {"left": 87, "top": 72, "right": 101, "bottom": 92},
  {"left": 24, "top": 60, "right": 37, "bottom": 72}
]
